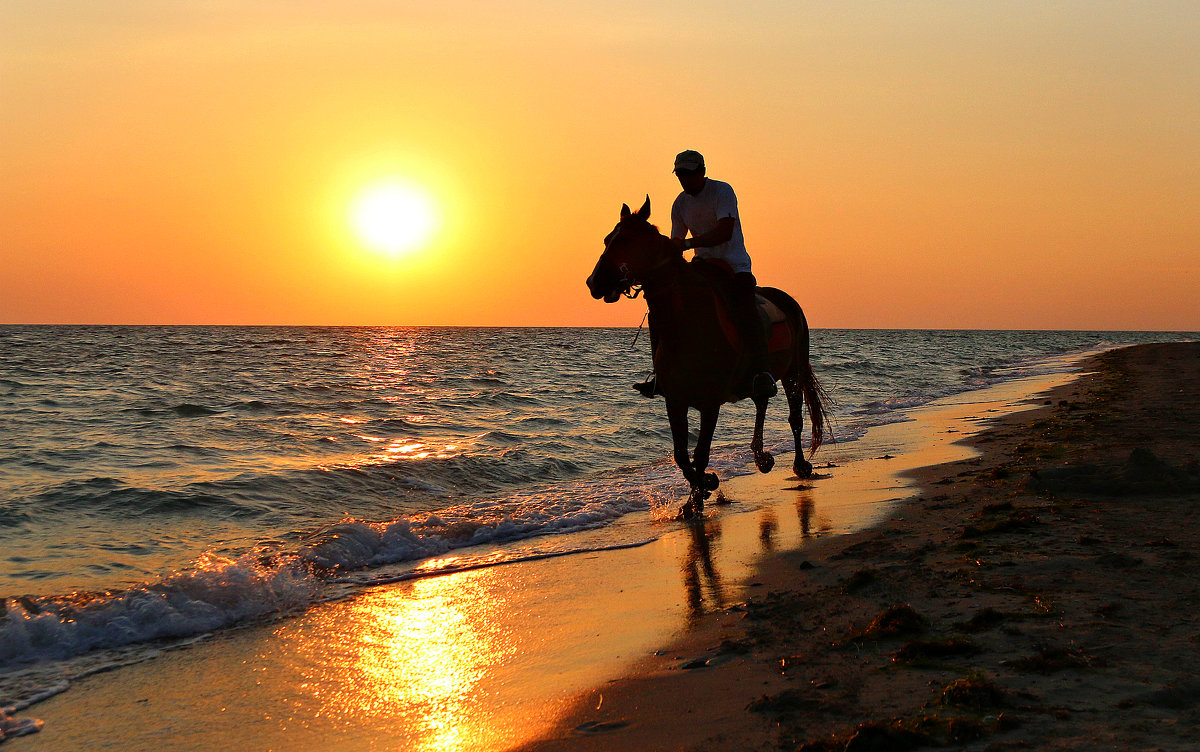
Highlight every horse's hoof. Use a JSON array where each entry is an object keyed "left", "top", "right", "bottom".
[
  {"left": 678, "top": 500, "right": 705, "bottom": 521},
  {"left": 794, "top": 459, "right": 814, "bottom": 478},
  {"left": 702, "top": 472, "right": 719, "bottom": 491},
  {"left": 755, "top": 453, "right": 775, "bottom": 473}
]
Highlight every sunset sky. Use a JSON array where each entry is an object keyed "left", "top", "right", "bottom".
[{"left": 3, "top": 1, "right": 1197, "bottom": 329}]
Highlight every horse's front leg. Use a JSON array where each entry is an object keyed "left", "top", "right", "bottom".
[
  {"left": 666, "top": 401, "right": 700, "bottom": 518},
  {"left": 750, "top": 394, "right": 776, "bottom": 473},
  {"left": 667, "top": 401, "right": 718, "bottom": 519}
]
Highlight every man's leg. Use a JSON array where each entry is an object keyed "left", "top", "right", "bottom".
[
  {"left": 731, "top": 272, "right": 776, "bottom": 399},
  {"left": 633, "top": 314, "right": 660, "bottom": 397}
]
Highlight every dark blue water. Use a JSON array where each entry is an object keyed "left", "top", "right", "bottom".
[{"left": 0, "top": 326, "right": 1195, "bottom": 682}]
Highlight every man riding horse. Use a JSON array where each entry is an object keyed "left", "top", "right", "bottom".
[
  {"left": 635, "top": 150, "right": 777, "bottom": 402},
  {"left": 587, "top": 181, "right": 827, "bottom": 517}
]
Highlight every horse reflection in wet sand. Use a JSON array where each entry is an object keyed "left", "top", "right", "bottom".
[{"left": 586, "top": 198, "right": 828, "bottom": 519}]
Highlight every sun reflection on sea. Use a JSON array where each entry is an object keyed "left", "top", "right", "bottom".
[{"left": 278, "top": 570, "right": 539, "bottom": 752}]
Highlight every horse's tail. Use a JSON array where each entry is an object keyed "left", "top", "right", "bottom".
[{"left": 799, "top": 358, "right": 830, "bottom": 454}]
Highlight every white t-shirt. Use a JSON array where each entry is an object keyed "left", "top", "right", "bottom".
[{"left": 670, "top": 178, "right": 752, "bottom": 274}]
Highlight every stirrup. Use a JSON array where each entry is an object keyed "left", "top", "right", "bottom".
[
  {"left": 633, "top": 375, "right": 658, "bottom": 398},
  {"left": 751, "top": 372, "right": 777, "bottom": 400}
]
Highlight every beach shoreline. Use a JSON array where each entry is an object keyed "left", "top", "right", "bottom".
[
  {"left": 520, "top": 342, "right": 1200, "bottom": 751},
  {"left": 6, "top": 343, "right": 1196, "bottom": 751},
  {"left": 7, "top": 366, "right": 1076, "bottom": 752}
]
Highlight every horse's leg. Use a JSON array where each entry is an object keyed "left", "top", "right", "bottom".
[
  {"left": 689, "top": 406, "right": 721, "bottom": 516},
  {"left": 666, "top": 400, "right": 702, "bottom": 519},
  {"left": 782, "top": 376, "right": 813, "bottom": 478},
  {"left": 750, "top": 394, "right": 776, "bottom": 473}
]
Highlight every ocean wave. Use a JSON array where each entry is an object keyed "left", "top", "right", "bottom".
[
  {"left": 0, "top": 510, "right": 31, "bottom": 529},
  {"left": 819, "top": 357, "right": 879, "bottom": 372},
  {"left": 466, "top": 377, "right": 508, "bottom": 386},
  {"left": 477, "top": 392, "right": 543, "bottom": 407},
  {"left": 860, "top": 395, "right": 942, "bottom": 414},
  {"left": 518, "top": 416, "right": 571, "bottom": 426},
  {"left": 24, "top": 450, "right": 598, "bottom": 523},
  {"left": 365, "top": 416, "right": 432, "bottom": 434},
  {"left": 123, "top": 403, "right": 222, "bottom": 418},
  {"left": 477, "top": 429, "right": 525, "bottom": 445},
  {"left": 171, "top": 404, "right": 221, "bottom": 417},
  {"left": 166, "top": 444, "right": 221, "bottom": 457},
  {"left": 33, "top": 478, "right": 267, "bottom": 519},
  {"left": 0, "top": 464, "right": 677, "bottom": 675},
  {"left": 230, "top": 400, "right": 272, "bottom": 411},
  {"left": 0, "top": 553, "right": 316, "bottom": 668}
]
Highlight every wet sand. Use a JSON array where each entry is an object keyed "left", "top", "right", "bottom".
[{"left": 521, "top": 342, "right": 1200, "bottom": 751}]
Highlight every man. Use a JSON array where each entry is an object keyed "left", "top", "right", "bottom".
[{"left": 635, "top": 150, "right": 776, "bottom": 400}]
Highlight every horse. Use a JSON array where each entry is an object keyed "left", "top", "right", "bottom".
[{"left": 586, "top": 197, "right": 828, "bottom": 519}]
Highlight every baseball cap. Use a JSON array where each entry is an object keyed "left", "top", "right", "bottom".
[{"left": 673, "top": 150, "right": 704, "bottom": 173}]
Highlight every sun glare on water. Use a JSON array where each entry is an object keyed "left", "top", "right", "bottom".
[{"left": 350, "top": 180, "right": 439, "bottom": 257}]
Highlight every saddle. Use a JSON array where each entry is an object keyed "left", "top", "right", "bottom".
[{"left": 689, "top": 258, "right": 790, "bottom": 354}]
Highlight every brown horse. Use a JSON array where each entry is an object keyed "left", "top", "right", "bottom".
[{"left": 586, "top": 197, "right": 828, "bottom": 519}]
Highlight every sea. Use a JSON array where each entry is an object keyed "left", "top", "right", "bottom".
[{"left": 1, "top": 326, "right": 1196, "bottom": 719}]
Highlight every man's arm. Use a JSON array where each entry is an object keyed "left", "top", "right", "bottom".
[
  {"left": 675, "top": 217, "right": 736, "bottom": 250},
  {"left": 670, "top": 198, "right": 687, "bottom": 242}
]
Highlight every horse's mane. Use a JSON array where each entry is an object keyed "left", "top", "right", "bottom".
[{"left": 620, "top": 214, "right": 661, "bottom": 235}]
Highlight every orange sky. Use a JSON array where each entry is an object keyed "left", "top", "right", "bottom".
[{"left": 2, "top": 1, "right": 1197, "bottom": 329}]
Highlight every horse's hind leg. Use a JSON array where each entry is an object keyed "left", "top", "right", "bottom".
[
  {"left": 783, "top": 376, "right": 813, "bottom": 478},
  {"left": 750, "top": 395, "right": 775, "bottom": 473}
]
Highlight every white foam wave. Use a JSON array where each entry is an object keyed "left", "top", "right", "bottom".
[
  {"left": 1, "top": 553, "right": 315, "bottom": 669},
  {"left": 299, "top": 466, "right": 678, "bottom": 572},
  {"left": 0, "top": 462, "right": 684, "bottom": 680}
]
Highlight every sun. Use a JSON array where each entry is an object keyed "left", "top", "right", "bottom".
[{"left": 350, "top": 180, "right": 439, "bottom": 257}]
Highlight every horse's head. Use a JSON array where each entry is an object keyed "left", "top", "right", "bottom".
[{"left": 586, "top": 197, "right": 678, "bottom": 303}]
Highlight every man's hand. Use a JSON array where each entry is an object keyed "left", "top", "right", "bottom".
[{"left": 676, "top": 218, "right": 735, "bottom": 252}]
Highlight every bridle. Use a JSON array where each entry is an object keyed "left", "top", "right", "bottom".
[
  {"left": 601, "top": 222, "right": 678, "bottom": 300},
  {"left": 616, "top": 263, "right": 642, "bottom": 299}
]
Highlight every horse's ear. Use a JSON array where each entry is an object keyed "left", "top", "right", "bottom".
[
  {"left": 636, "top": 195, "right": 651, "bottom": 219},
  {"left": 620, "top": 203, "right": 631, "bottom": 219}
]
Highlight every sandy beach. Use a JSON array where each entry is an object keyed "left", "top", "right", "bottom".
[
  {"left": 522, "top": 342, "right": 1200, "bottom": 751},
  {"left": 5, "top": 342, "right": 1197, "bottom": 751}
]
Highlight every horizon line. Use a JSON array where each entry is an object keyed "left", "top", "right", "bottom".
[{"left": 2, "top": 322, "right": 1198, "bottom": 334}]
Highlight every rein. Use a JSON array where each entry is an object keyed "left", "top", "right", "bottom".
[{"left": 630, "top": 311, "right": 648, "bottom": 348}]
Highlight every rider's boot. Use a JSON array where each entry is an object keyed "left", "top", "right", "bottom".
[
  {"left": 751, "top": 371, "right": 777, "bottom": 400},
  {"left": 634, "top": 318, "right": 661, "bottom": 398},
  {"left": 633, "top": 374, "right": 658, "bottom": 398}
]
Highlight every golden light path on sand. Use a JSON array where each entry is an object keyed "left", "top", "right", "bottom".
[{"left": 276, "top": 567, "right": 545, "bottom": 752}]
